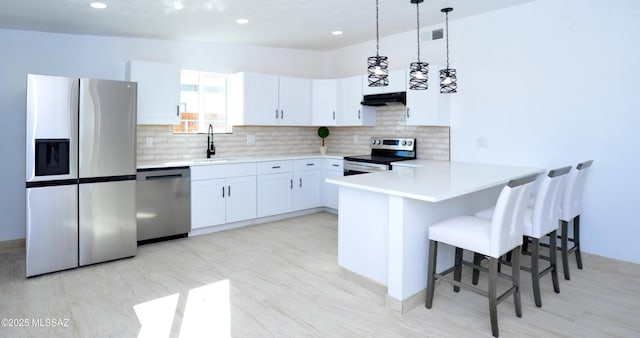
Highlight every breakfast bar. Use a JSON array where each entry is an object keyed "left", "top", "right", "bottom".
[{"left": 326, "top": 160, "right": 542, "bottom": 313}]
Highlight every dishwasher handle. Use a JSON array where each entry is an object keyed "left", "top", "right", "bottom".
[{"left": 144, "top": 173, "right": 184, "bottom": 180}]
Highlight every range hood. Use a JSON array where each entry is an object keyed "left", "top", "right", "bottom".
[{"left": 360, "top": 92, "right": 406, "bottom": 106}]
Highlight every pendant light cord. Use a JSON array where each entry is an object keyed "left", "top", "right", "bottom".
[
  {"left": 445, "top": 10, "right": 450, "bottom": 68},
  {"left": 375, "top": 0, "right": 380, "bottom": 57},
  {"left": 416, "top": 2, "right": 421, "bottom": 62}
]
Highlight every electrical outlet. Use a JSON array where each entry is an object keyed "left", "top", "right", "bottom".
[
  {"left": 246, "top": 134, "right": 255, "bottom": 144},
  {"left": 145, "top": 137, "right": 153, "bottom": 147},
  {"left": 476, "top": 137, "right": 488, "bottom": 149}
]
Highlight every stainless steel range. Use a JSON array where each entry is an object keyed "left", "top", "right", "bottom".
[{"left": 343, "top": 137, "right": 416, "bottom": 175}]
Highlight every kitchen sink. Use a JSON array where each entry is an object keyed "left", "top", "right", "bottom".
[{"left": 193, "top": 158, "right": 236, "bottom": 164}]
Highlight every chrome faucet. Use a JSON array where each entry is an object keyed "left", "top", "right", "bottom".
[{"left": 206, "top": 124, "right": 216, "bottom": 158}]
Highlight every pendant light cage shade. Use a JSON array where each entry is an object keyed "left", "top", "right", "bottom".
[
  {"left": 368, "top": 56, "right": 389, "bottom": 87},
  {"left": 439, "top": 68, "right": 457, "bottom": 94},
  {"left": 409, "top": 62, "right": 429, "bottom": 90},
  {"left": 409, "top": 0, "right": 428, "bottom": 90},
  {"left": 440, "top": 7, "right": 457, "bottom": 94}
]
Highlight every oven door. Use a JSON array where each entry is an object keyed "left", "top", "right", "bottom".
[{"left": 344, "top": 161, "right": 389, "bottom": 176}]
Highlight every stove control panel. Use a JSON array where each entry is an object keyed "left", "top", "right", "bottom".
[{"left": 370, "top": 137, "right": 416, "bottom": 151}]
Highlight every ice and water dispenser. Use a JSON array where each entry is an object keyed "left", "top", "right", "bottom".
[{"left": 34, "top": 139, "right": 70, "bottom": 176}]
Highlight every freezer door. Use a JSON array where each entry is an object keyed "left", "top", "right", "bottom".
[
  {"left": 26, "top": 74, "right": 78, "bottom": 182},
  {"left": 79, "top": 180, "right": 137, "bottom": 266},
  {"left": 26, "top": 185, "right": 78, "bottom": 277},
  {"left": 79, "top": 79, "right": 137, "bottom": 178}
]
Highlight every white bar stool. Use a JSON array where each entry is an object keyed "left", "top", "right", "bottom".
[
  {"left": 475, "top": 166, "right": 572, "bottom": 307},
  {"left": 425, "top": 173, "right": 537, "bottom": 338},
  {"left": 560, "top": 160, "right": 593, "bottom": 280}
]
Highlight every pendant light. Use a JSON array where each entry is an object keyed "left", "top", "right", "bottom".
[
  {"left": 409, "top": 0, "right": 428, "bottom": 90},
  {"left": 367, "top": 0, "right": 389, "bottom": 87},
  {"left": 440, "top": 7, "right": 457, "bottom": 94}
]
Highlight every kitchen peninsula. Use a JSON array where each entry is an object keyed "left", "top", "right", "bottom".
[{"left": 326, "top": 160, "right": 541, "bottom": 313}]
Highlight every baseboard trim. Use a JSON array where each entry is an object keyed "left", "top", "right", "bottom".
[
  {"left": 0, "top": 239, "right": 25, "bottom": 253},
  {"left": 340, "top": 267, "right": 431, "bottom": 314}
]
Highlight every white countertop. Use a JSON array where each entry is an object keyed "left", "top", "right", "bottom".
[
  {"left": 137, "top": 154, "right": 345, "bottom": 169},
  {"left": 326, "top": 160, "right": 542, "bottom": 203}
]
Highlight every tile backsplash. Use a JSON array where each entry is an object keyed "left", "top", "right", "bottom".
[{"left": 137, "top": 106, "right": 449, "bottom": 162}]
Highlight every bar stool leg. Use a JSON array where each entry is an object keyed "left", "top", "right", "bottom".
[
  {"left": 511, "top": 246, "right": 522, "bottom": 318},
  {"left": 549, "top": 230, "right": 560, "bottom": 293},
  {"left": 488, "top": 257, "right": 499, "bottom": 337},
  {"left": 426, "top": 240, "right": 438, "bottom": 309},
  {"left": 574, "top": 215, "right": 583, "bottom": 269},
  {"left": 561, "top": 220, "right": 571, "bottom": 280},
  {"left": 472, "top": 253, "right": 482, "bottom": 285},
  {"left": 454, "top": 247, "right": 463, "bottom": 292},
  {"left": 531, "top": 237, "right": 542, "bottom": 307}
]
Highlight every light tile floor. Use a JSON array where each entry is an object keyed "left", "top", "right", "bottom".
[{"left": 1, "top": 212, "right": 639, "bottom": 337}]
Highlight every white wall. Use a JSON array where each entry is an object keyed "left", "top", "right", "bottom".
[
  {"left": 329, "top": 0, "right": 640, "bottom": 263},
  {"left": 0, "top": 29, "right": 329, "bottom": 241}
]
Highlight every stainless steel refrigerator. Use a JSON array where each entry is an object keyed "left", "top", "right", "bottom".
[{"left": 25, "top": 74, "right": 137, "bottom": 277}]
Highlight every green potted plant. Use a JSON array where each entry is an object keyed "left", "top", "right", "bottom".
[{"left": 317, "top": 127, "right": 330, "bottom": 154}]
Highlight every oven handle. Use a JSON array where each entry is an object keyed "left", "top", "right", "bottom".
[{"left": 343, "top": 161, "right": 389, "bottom": 173}]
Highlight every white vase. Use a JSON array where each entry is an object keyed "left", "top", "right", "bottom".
[{"left": 320, "top": 145, "right": 327, "bottom": 154}]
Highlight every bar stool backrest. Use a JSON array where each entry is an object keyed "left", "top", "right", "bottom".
[
  {"left": 530, "top": 166, "right": 572, "bottom": 238},
  {"left": 561, "top": 160, "right": 593, "bottom": 221},
  {"left": 490, "top": 173, "right": 538, "bottom": 258}
]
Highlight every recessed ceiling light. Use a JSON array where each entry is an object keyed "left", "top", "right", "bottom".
[
  {"left": 236, "top": 19, "right": 249, "bottom": 25},
  {"left": 90, "top": 2, "right": 107, "bottom": 9},
  {"left": 332, "top": 31, "right": 343, "bottom": 36}
]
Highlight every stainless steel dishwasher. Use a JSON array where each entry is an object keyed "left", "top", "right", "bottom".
[{"left": 136, "top": 167, "right": 191, "bottom": 244}]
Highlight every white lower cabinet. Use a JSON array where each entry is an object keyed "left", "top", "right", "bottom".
[
  {"left": 257, "top": 161, "right": 294, "bottom": 217},
  {"left": 323, "top": 159, "right": 343, "bottom": 210},
  {"left": 293, "top": 159, "right": 322, "bottom": 210},
  {"left": 191, "top": 164, "right": 256, "bottom": 229},
  {"left": 257, "top": 172, "right": 294, "bottom": 217}
]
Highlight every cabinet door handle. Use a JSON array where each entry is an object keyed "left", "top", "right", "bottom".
[
  {"left": 272, "top": 165, "right": 281, "bottom": 169},
  {"left": 299, "top": 178, "right": 302, "bottom": 188},
  {"left": 176, "top": 105, "right": 180, "bottom": 117},
  {"left": 306, "top": 163, "right": 315, "bottom": 167},
  {"left": 332, "top": 164, "right": 339, "bottom": 167},
  {"left": 222, "top": 186, "right": 225, "bottom": 198},
  {"left": 290, "top": 179, "right": 293, "bottom": 189},
  {"left": 358, "top": 110, "right": 361, "bottom": 119},
  {"left": 275, "top": 109, "right": 279, "bottom": 119},
  {"left": 281, "top": 110, "right": 284, "bottom": 119},
  {"left": 333, "top": 111, "right": 336, "bottom": 120},
  {"left": 407, "top": 108, "right": 410, "bottom": 118},
  {"left": 228, "top": 185, "right": 231, "bottom": 197}
]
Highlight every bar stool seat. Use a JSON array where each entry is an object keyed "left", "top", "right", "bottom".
[{"left": 425, "top": 173, "right": 537, "bottom": 338}]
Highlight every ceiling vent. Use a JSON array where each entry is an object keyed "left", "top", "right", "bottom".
[
  {"left": 432, "top": 28, "right": 444, "bottom": 40},
  {"left": 420, "top": 27, "right": 444, "bottom": 43}
]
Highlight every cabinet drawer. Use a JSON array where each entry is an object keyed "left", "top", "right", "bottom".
[
  {"left": 325, "top": 158, "right": 343, "bottom": 171},
  {"left": 294, "top": 158, "right": 321, "bottom": 171},
  {"left": 257, "top": 160, "right": 293, "bottom": 174},
  {"left": 191, "top": 163, "right": 257, "bottom": 180}
]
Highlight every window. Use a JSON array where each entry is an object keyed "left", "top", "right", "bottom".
[{"left": 173, "top": 70, "right": 231, "bottom": 134}]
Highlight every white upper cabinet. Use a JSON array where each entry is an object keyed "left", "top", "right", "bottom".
[
  {"left": 405, "top": 65, "right": 450, "bottom": 126},
  {"left": 279, "top": 76, "right": 311, "bottom": 126},
  {"left": 337, "top": 75, "right": 375, "bottom": 126},
  {"left": 362, "top": 69, "right": 407, "bottom": 95},
  {"left": 228, "top": 72, "right": 279, "bottom": 126},
  {"left": 228, "top": 72, "right": 311, "bottom": 126},
  {"left": 311, "top": 79, "right": 337, "bottom": 126},
  {"left": 127, "top": 60, "right": 181, "bottom": 125}
]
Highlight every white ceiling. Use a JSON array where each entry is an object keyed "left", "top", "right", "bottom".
[{"left": 0, "top": 0, "right": 534, "bottom": 51}]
